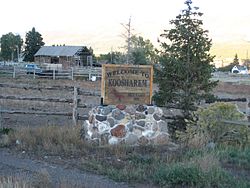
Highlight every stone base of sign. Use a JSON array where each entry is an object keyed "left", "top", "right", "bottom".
[{"left": 82, "top": 104, "right": 177, "bottom": 146}]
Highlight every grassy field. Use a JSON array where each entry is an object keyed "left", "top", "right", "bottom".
[{"left": 1, "top": 125, "right": 249, "bottom": 187}]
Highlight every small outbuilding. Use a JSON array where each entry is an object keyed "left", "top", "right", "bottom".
[
  {"left": 34, "top": 46, "right": 92, "bottom": 69},
  {"left": 231, "top": 65, "right": 248, "bottom": 74}
]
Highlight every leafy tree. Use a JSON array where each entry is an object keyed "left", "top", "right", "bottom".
[
  {"left": 154, "top": 0, "right": 217, "bottom": 118},
  {"left": 24, "top": 27, "right": 45, "bottom": 62},
  {"left": 97, "top": 51, "right": 126, "bottom": 64},
  {"left": 0, "top": 32, "right": 23, "bottom": 61},
  {"left": 130, "top": 35, "right": 158, "bottom": 65}
]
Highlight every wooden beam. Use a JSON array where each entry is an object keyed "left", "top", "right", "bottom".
[
  {"left": 0, "top": 95, "right": 73, "bottom": 103},
  {"left": 220, "top": 120, "right": 250, "bottom": 127},
  {"left": 0, "top": 110, "right": 72, "bottom": 116},
  {"left": 0, "top": 83, "right": 74, "bottom": 91}
]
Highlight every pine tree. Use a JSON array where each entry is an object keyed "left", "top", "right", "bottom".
[
  {"left": 154, "top": 0, "right": 217, "bottom": 117},
  {"left": 24, "top": 27, "right": 45, "bottom": 62},
  {"left": 233, "top": 54, "right": 239, "bottom": 65}
]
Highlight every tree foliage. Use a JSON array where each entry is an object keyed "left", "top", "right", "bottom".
[
  {"left": 97, "top": 51, "right": 126, "bottom": 64},
  {"left": 130, "top": 35, "right": 158, "bottom": 65},
  {"left": 0, "top": 32, "right": 23, "bottom": 61},
  {"left": 154, "top": 0, "right": 217, "bottom": 117},
  {"left": 24, "top": 27, "right": 45, "bottom": 62},
  {"left": 177, "top": 103, "right": 249, "bottom": 148}
]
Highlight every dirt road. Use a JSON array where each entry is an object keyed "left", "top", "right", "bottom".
[{"left": 0, "top": 148, "right": 132, "bottom": 188}]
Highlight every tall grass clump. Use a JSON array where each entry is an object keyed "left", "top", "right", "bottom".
[
  {"left": 8, "top": 125, "right": 87, "bottom": 155},
  {"left": 0, "top": 176, "right": 31, "bottom": 188}
]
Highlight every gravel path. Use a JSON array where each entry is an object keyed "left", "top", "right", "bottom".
[{"left": 0, "top": 148, "right": 131, "bottom": 188}]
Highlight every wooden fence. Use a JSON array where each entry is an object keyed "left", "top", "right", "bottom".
[
  {"left": 0, "top": 66, "right": 101, "bottom": 80},
  {"left": 0, "top": 83, "right": 101, "bottom": 126}
]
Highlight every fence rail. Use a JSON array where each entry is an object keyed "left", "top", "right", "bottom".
[
  {"left": 0, "top": 83, "right": 100, "bottom": 126},
  {"left": 0, "top": 65, "right": 102, "bottom": 80}
]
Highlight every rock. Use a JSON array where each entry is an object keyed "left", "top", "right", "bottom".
[
  {"left": 133, "top": 128, "right": 143, "bottom": 136},
  {"left": 153, "top": 113, "right": 161, "bottom": 121},
  {"left": 91, "top": 131, "right": 100, "bottom": 139},
  {"left": 138, "top": 136, "right": 149, "bottom": 145},
  {"left": 101, "top": 106, "right": 113, "bottom": 115},
  {"left": 142, "top": 130, "right": 155, "bottom": 138},
  {"left": 80, "top": 121, "right": 88, "bottom": 139},
  {"left": 148, "top": 107, "right": 155, "bottom": 114},
  {"left": 158, "top": 120, "right": 168, "bottom": 133},
  {"left": 125, "top": 133, "right": 138, "bottom": 145},
  {"left": 207, "top": 142, "right": 216, "bottom": 149},
  {"left": 153, "top": 133, "right": 169, "bottom": 145},
  {"left": 155, "top": 107, "right": 163, "bottom": 116},
  {"left": 107, "top": 117, "right": 115, "bottom": 127},
  {"left": 136, "top": 120, "right": 146, "bottom": 127},
  {"left": 88, "top": 114, "right": 95, "bottom": 124},
  {"left": 98, "top": 122, "right": 109, "bottom": 133},
  {"left": 125, "top": 106, "right": 136, "bottom": 115},
  {"left": 116, "top": 104, "right": 126, "bottom": 110},
  {"left": 83, "top": 104, "right": 175, "bottom": 146},
  {"left": 96, "top": 115, "right": 107, "bottom": 122},
  {"left": 111, "top": 124, "right": 126, "bottom": 138},
  {"left": 126, "top": 122, "right": 134, "bottom": 132},
  {"left": 136, "top": 105, "right": 146, "bottom": 112},
  {"left": 151, "top": 122, "right": 159, "bottom": 132},
  {"left": 112, "top": 109, "right": 125, "bottom": 120},
  {"left": 135, "top": 113, "right": 146, "bottom": 120},
  {"left": 109, "top": 137, "right": 119, "bottom": 145}
]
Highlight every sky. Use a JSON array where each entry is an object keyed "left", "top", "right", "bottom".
[{"left": 1, "top": 0, "right": 250, "bottom": 58}]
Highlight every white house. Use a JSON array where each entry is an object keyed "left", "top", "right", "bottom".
[{"left": 231, "top": 65, "right": 248, "bottom": 74}]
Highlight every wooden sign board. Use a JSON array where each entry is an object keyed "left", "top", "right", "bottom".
[{"left": 101, "top": 64, "right": 153, "bottom": 105}]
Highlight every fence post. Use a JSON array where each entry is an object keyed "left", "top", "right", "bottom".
[
  {"left": 72, "top": 87, "right": 78, "bottom": 126},
  {"left": 71, "top": 67, "right": 74, "bottom": 80},
  {"left": 88, "top": 68, "right": 91, "bottom": 81},
  {"left": 13, "top": 66, "right": 16, "bottom": 78},
  {"left": 33, "top": 69, "right": 35, "bottom": 79},
  {"left": 53, "top": 69, "right": 56, "bottom": 80},
  {"left": 247, "top": 98, "right": 250, "bottom": 122}
]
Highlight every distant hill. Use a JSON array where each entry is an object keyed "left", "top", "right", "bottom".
[{"left": 211, "top": 40, "right": 250, "bottom": 59}]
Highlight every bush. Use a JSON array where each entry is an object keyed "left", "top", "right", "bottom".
[{"left": 177, "top": 102, "right": 249, "bottom": 147}]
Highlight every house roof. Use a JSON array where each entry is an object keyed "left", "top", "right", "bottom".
[
  {"left": 234, "top": 65, "right": 248, "bottom": 71},
  {"left": 34, "top": 46, "right": 84, "bottom": 57}
]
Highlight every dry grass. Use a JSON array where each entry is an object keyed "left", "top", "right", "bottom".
[
  {"left": 8, "top": 125, "right": 88, "bottom": 155},
  {"left": 0, "top": 176, "right": 31, "bottom": 188}
]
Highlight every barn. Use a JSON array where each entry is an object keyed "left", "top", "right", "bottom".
[{"left": 34, "top": 46, "right": 92, "bottom": 69}]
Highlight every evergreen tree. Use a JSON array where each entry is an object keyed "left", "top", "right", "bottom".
[
  {"left": 154, "top": 0, "right": 217, "bottom": 117},
  {"left": 0, "top": 32, "right": 23, "bottom": 61},
  {"left": 24, "top": 27, "right": 45, "bottom": 62},
  {"left": 233, "top": 53, "right": 239, "bottom": 65}
]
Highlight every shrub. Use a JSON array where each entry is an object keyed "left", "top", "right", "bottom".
[{"left": 177, "top": 102, "right": 249, "bottom": 147}]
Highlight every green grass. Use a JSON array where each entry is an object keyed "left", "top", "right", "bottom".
[{"left": 82, "top": 146, "right": 250, "bottom": 187}]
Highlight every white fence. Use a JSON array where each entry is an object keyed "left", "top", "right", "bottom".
[{"left": 0, "top": 65, "right": 102, "bottom": 80}]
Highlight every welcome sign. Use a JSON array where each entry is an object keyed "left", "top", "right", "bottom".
[{"left": 101, "top": 64, "right": 153, "bottom": 105}]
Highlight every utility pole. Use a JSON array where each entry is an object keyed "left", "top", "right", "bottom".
[
  {"left": 110, "top": 47, "right": 113, "bottom": 64},
  {"left": 121, "top": 17, "right": 132, "bottom": 64}
]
